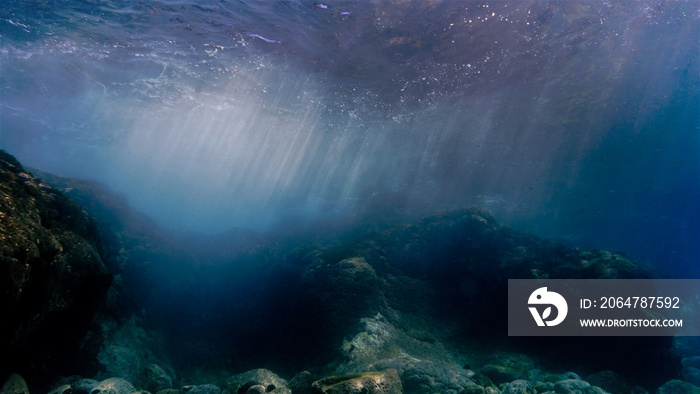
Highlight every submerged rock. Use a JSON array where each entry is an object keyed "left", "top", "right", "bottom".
[
  {"left": 1, "top": 374, "right": 29, "bottom": 394},
  {"left": 586, "top": 370, "right": 631, "bottom": 394},
  {"left": 311, "top": 369, "right": 402, "bottom": 394},
  {"left": 92, "top": 377, "right": 136, "bottom": 394},
  {"left": 138, "top": 364, "right": 173, "bottom": 393},
  {"left": 0, "top": 150, "right": 112, "bottom": 381},
  {"left": 219, "top": 369, "right": 289, "bottom": 394},
  {"left": 372, "top": 358, "right": 473, "bottom": 394},
  {"left": 72, "top": 378, "right": 101, "bottom": 394},
  {"left": 656, "top": 380, "right": 700, "bottom": 394},
  {"left": 182, "top": 384, "right": 221, "bottom": 394},
  {"left": 502, "top": 380, "right": 536, "bottom": 394}
]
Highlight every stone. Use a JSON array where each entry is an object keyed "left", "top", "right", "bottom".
[
  {"left": 47, "top": 384, "right": 73, "bottom": 394},
  {"left": 683, "top": 367, "right": 700, "bottom": 387},
  {"left": 219, "top": 369, "right": 289, "bottom": 394},
  {"left": 72, "top": 379, "right": 101, "bottom": 394},
  {"left": 553, "top": 379, "right": 590, "bottom": 394},
  {"left": 373, "top": 358, "right": 475, "bottom": 394},
  {"left": 683, "top": 357, "right": 700, "bottom": 370},
  {"left": 92, "top": 378, "right": 137, "bottom": 394},
  {"left": 311, "top": 369, "right": 403, "bottom": 394},
  {"left": 1, "top": 374, "right": 29, "bottom": 394},
  {"left": 246, "top": 385, "right": 266, "bottom": 394},
  {"left": 502, "top": 380, "right": 536, "bottom": 394},
  {"left": 586, "top": 370, "right": 630, "bottom": 394},
  {"left": 656, "top": 380, "right": 700, "bottom": 394},
  {"left": 0, "top": 150, "right": 112, "bottom": 379},
  {"left": 479, "top": 365, "right": 528, "bottom": 385},
  {"left": 183, "top": 385, "right": 221, "bottom": 394},
  {"left": 139, "top": 363, "right": 173, "bottom": 392},
  {"left": 288, "top": 371, "right": 316, "bottom": 394}
]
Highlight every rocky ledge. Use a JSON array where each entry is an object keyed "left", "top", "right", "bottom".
[{"left": 0, "top": 151, "right": 112, "bottom": 383}]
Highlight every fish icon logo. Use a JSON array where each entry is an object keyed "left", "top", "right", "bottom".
[{"left": 528, "top": 287, "right": 568, "bottom": 327}]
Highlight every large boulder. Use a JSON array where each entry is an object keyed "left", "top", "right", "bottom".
[{"left": 0, "top": 150, "right": 112, "bottom": 382}]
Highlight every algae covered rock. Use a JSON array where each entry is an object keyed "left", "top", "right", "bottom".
[
  {"left": 311, "top": 369, "right": 402, "bottom": 394},
  {"left": 0, "top": 150, "right": 112, "bottom": 378}
]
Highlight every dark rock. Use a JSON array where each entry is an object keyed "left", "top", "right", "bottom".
[
  {"left": 459, "top": 382, "right": 488, "bottom": 394},
  {"left": 501, "top": 380, "right": 536, "bottom": 394},
  {"left": 219, "top": 369, "right": 289, "bottom": 394},
  {"left": 656, "top": 380, "right": 700, "bottom": 394},
  {"left": 183, "top": 384, "right": 221, "bottom": 394},
  {"left": 47, "top": 384, "right": 72, "bottom": 394},
  {"left": 288, "top": 371, "right": 315, "bottom": 394},
  {"left": 553, "top": 379, "right": 591, "bottom": 394},
  {"left": 245, "top": 385, "right": 266, "bottom": 394},
  {"left": 586, "top": 370, "right": 631, "bottom": 394},
  {"left": 479, "top": 365, "right": 528, "bottom": 386},
  {"left": 301, "top": 256, "right": 386, "bottom": 334},
  {"left": 1, "top": 374, "right": 29, "bottom": 394},
  {"left": 0, "top": 151, "right": 112, "bottom": 383},
  {"left": 72, "top": 378, "right": 101, "bottom": 394},
  {"left": 683, "top": 367, "right": 700, "bottom": 388},
  {"left": 138, "top": 364, "right": 173, "bottom": 393},
  {"left": 311, "top": 369, "right": 402, "bottom": 394},
  {"left": 373, "top": 358, "right": 473, "bottom": 394},
  {"left": 684, "top": 358, "right": 700, "bottom": 370}
]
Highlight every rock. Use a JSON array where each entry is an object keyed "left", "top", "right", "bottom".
[
  {"left": 96, "top": 317, "right": 173, "bottom": 383},
  {"left": 459, "top": 382, "right": 490, "bottom": 394},
  {"left": 246, "top": 385, "right": 266, "bottom": 394},
  {"left": 183, "top": 385, "right": 221, "bottom": 394},
  {"left": 288, "top": 371, "right": 316, "bottom": 394},
  {"left": 138, "top": 364, "right": 173, "bottom": 392},
  {"left": 560, "top": 372, "right": 583, "bottom": 381},
  {"left": 311, "top": 369, "right": 403, "bottom": 394},
  {"left": 554, "top": 379, "right": 588, "bottom": 393},
  {"left": 373, "top": 358, "right": 474, "bottom": 394},
  {"left": 0, "top": 150, "right": 112, "bottom": 379},
  {"left": 502, "top": 380, "right": 536, "bottom": 394},
  {"left": 72, "top": 379, "right": 101, "bottom": 394},
  {"left": 47, "top": 384, "right": 73, "bottom": 394},
  {"left": 1, "top": 374, "right": 29, "bottom": 394},
  {"left": 586, "top": 370, "right": 631, "bottom": 394},
  {"left": 683, "top": 367, "right": 700, "bottom": 387},
  {"left": 656, "top": 380, "right": 700, "bottom": 394},
  {"left": 480, "top": 365, "right": 528, "bottom": 385},
  {"left": 219, "top": 369, "right": 289, "bottom": 394},
  {"left": 683, "top": 357, "right": 700, "bottom": 370},
  {"left": 553, "top": 379, "right": 596, "bottom": 394},
  {"left": 156, "top": 389, "right": 183, "bottom": 394},
  {"left": 92, "top": 377, "right": 137, "bottom": 394},
  {"left": 301, "top": 256, "right": 385, "bottom": 334}
]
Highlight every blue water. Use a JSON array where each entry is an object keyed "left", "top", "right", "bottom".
[{"left": 1, "top": 1, "right": 698, "bottom": 277}]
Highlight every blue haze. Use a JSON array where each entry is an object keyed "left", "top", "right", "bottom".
[{"left": 1, "top": 1, "right": 698, "bottom": 277}]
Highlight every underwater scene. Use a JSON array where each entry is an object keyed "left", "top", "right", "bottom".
[{"left": 1, "top": 1, "right": 699, "bottom": 393}]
